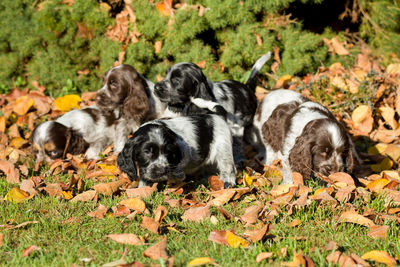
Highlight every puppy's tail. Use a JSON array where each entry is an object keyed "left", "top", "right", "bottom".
[{"left": 246, "top": 51, "right": 272, "bottom": 92}]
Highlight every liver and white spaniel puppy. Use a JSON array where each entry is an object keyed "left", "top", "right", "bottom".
[
  {"left": 32, "top": 106, "right": 116, "bottom": 163},
  {"left": 154, "top": 52, "right": 271, "bottom": 165},
  {"left": 96, "top": 64, "right": 166, "bottom": 152},
  {"left": 117, "top": 114, "right": 237, "bottom": 188},
  {"left": 254, "top": 89, "right": 359, "bottom": 184}
]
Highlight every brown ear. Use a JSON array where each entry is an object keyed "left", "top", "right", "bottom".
[
  {"left": 66, "top": 129, "right": 89, "bottom": 156},
  {"left": 345, "top": 135, "right": 356, "bottom": 174},
  {"left": 288, "top": 131, "right": 314, "bottom": 179},
  {"left": 122, "top": 73, "right": 149, "bottom": 122}
]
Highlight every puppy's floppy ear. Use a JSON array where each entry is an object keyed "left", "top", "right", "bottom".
[
  {"left": 288, "top": 130, "right": 314, "bottom": 179},
  {"left": 65, "top": 128, "right": 89, "bottom": 156},
  {"left": 344, "top": 134, "right": 357, "bottom": 174},
  {"left": 188, "top": 64, "right": 214, "bottom": 101},
  {"left": 122, "top": 70, "right": 149, "bottom": 122},
  {"left": 117, "top": 138, "right": 138, "bottom": 181}
]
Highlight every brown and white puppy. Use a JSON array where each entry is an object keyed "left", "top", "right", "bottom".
[
  {"left": 254, "top": 89, "right": 360, "bottom": 184},
  {"left": 32, "top": 106, "right": 116, "bottom": 163},
  {"left": 96, "top": 64, "right": 166, "bottom": 152}
]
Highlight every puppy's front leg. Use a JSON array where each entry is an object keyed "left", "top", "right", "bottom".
[
  {"left": 280, "top": 156, "right": 294, "bottom": 185},
  {"left": 113, "top": 121, "right": 132, "bottom": 153},
  {"left": 138, "top": 179, "right": 151, "bottom": 187}
]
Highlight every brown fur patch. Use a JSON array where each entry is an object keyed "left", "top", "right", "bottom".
[{"left": 44, "top": 142, "right": 56, "bottom": 152}]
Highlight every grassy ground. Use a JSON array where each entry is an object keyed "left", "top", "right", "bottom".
[{"left": 1, "top": 173, "right": 399, "bottom": 267}]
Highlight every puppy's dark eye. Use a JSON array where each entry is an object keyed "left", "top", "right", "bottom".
[
  {"left": 110, "top": 80, "right": 117, "bottom": 87},
  {"left": 47, "top": 150, "right": 61, "bottom": 158},
  {"left": 166, "top": 144, "right": 180, "bottom": 164}
]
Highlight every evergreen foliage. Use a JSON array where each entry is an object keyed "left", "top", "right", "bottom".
[{"left": 0, "top": 0, "right": 398, "bottom": 94}]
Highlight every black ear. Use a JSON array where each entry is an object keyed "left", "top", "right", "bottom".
[
  {"left": 188, "top": 65, "right": 214, "bottom": 101},
  {"left": 344, "top": 135, "right": 356, "bottom": 174},
  {"left": 117, "top": 138, "right": 138, "bottom": 181},
  {"left": 66, "top": 128, "right": 89, "bottom": 156}
]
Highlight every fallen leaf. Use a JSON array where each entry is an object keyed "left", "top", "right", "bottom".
[
  {"left": 281, "top": 251, "right": 307, "bottom": 267},
  {"left": 288, "top": 219, "right": 302, "bottom": 228},
  {"left": 210, "top": 189, "right": 236, "bottom": 206},
  {"left": 269, "top": 184, "right": 294, "bottom": 197},
  {"left": 9, "top": 137, "right": 25, "bottom": 149},
  {"left": 256, "top": 252, "right": 273, "bottom": 263},
  {"left": 143, "top": 237, "right": 168, "bottom": 260},
  {"left": 156, "top": 0, "right": 174, "bottom": 16},
  {"left": 386, "top": 63, "right": 400, "bottom": 75},
  {"left": 275, "top": 74, "right": 292, "bottom": 89},
  {"left": 331, "top": 37, "right": 350, "bottom": 55},
  {"left": 0, "top": 116, "right": 5, "bottom": 132},
  {"left": 243, "top": 173, "right": 253, "bottom": 186},
  {"left": 383, "top": 145, "right": 400, "bottom": 161},
  {"left": 324, "top": 241, "right": 338, "bottom": 251},
  {"left": 208, "top": 176, "right": 224, "bottom": 191},
  {"left": 187, "top": 257, "right": 218, "bottom": 266},
  {"left": 70, "top": 190, "right": 97, "bottom": 202},
  {"left": 154, "top": 205, "right": 168, "bottom": 223},
  {"left": 93, "top": 179, "right": 127, "bottom": 196},
  {"left": 61, "top": 191, "right": 73, "bottom": 200},
  {"left": 366, "top": 178, "right": 390, "bottom": 193},
  {"left": 107, "top": 233, "right": 144, "bottom": 245},
  {"left": 196, "top": 60, "right": 206, "bottom": 69},
  {"left": 88, "top": 204, "right": 108, "bottom": 219},
  {"left": 326, "top": 251, "right": 356, "bottom": 266},
  {"left": 22, "top": 245, "right": 40, "bottom": 257},
  {"left": 292, "top": 172, "right": 303, "bottom": 186},
  {"left": 112, "top": 205, "right": 131, "bottom": 217},
  {"left": 208, "top": 230, "right": 228, "bottom": 245},
  {"left": 125, "top": 183, "right": 157, "bottom": 198},
  {"left": 0, "top": 233, "right": 3, "bottom": 247},
  {"left": 226, "top": 231, "right": 249, "bottom": 248},
  {"left": 141, "top": 216, "right": 159, "bottom": 233},
  {"left": 154, "top": 41, "right": 162, "bottom": 54},
  {"left": 43, "top": 183, "right": 63, "bottom": 197},
  {"left": 361, "top": 250, "right": 396, "bottom": 266},
  {"left": 378, "top": 107, "right": 397, "bottom": 129},
  {"left": 352, "top": 105, "right": 373, "bottom": 134},
  {"left": 367, "top": 225, "right": 389, "bottom": 239},
  {"left": 119, "top": 198, "right": 146, "bottom": 213},
  {"left": 245, "top": 224, "right": 270, "bottom": 242},
  {"left": 371, "top": 158, "right": 393, "bottom": 172},
  {"left": 54, "top": 94, "right": 82, "bottom": 112},
  {"left": 19, "top": 179, "right": 36, "bottom": 196},
  {"left": 240, "top": 204, "right": 263, "bottom": 224},
  {"left": 13, "top": 96, "right": 34, "bottom": 116},
  {"left": 339, "top": 210, "right": 375, "bottom": 227},
  {"left": 0, "top": 160, "right": 20, "bottom": 184},
  {"left": 4, "top": 187, "right": 33, "bottom": 203},
  {"left": 97, "top": 163, "right": 118, "bottom": 174},
  {"left": 182, "top": 205, "right": 211, "bottom": 222},
  {"left": 327, "top": 172, "right": 355, "bottom": 185}
]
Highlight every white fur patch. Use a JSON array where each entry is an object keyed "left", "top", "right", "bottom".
[{"left": 326, "top": 122, "right": 344, "bottom": 148}]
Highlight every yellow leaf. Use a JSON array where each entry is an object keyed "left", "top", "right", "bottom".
[
  {"left": 371, "top": 157, "right": 393, "bottom": 172},
  {"left": 98, "top": 164, "right": 117, "bottom": 174},
  {"left": 386, "top": 63, "right": 400, "bottom": 75},
  {"left": 119, "top": 198, "right": 146, "bottom": 213},
  {"left": 352, "top": 105, "right": 371, "bottom": 126},
  {"left": 269, "top": 184, "right": 294, "bottom": 197},
  {"left": 226, "top": 231, "right": 249, "bottom": 248},
  {"left": 187, "top": 257, "right": 218, "bottom": 266},
  {"left": 313, "top": 187, "right": 333, "bottom": 198},
  {"left": 378, "top": 107, "right": 397, "bottom": 129},
  {"left": 243, "top": 173, "right": 253, "bottom": 186},
  {"left": 366, "top": 178, "right": 390, "bottom": 193},
  {"left": 4, "top": 188, "right": 34, "bottom": 203},
  {"left": 384, "top": 144, "right": 400, "bottom": 161},
  {"left": 62, "top": 191, "right": 73, "bottom": 200},
  {"left": 54, "top": 94, "right": 82, "bottom": 112},
  {"left": 275, "top": 74, "right": 292, "bottom": 88},
  {"left": 351, "top": 68, "right": 367, "bottom": 81},
  {"left": 10, "top": 137, "right": 25, "bottom": 149},
  {"left": 361, "top": 250, "right": 396, "bottom": 266},
  {"left": 13, "top": 96, "right": 34, "bottom": 116},
  {"left": 330, "top": 76, "right": 349, "bottom": 91},
  {"left": 0, "top": 116, "right": 5, "bottom": 132},
  {"left": 368, "top": 143, "right": 388, "bottom": 155},
  {"left": 339, "top": 210, "right": 375, "bottom": 227}
]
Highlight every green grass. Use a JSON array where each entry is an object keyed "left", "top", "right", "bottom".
[{"left": 1, "top": 177, "right": 399, "bottom": 267}]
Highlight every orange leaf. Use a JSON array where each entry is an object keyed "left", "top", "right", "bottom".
[
  {"left": 256, "top": 252, "right": 273, "bottom": 263},
  {"left": 270, "top": 184, "right": 295, "bottom": 197},
  {"left": 368, "top": 225, "right": 389, "bottom": 239},
  {"left": 125, "top": 183, "right": 157, "bottom": 198},
  {"left": 240, "top": 204, "right": 263, "bottom": 224},
  {"left": 0, "top": 233, "right": 3, "bottom": 247},
  {"left": 61, "top": 190, "right": 73, "bottom": 200},
  {"left": 226, "top": 231, "right": 249, "bottom": 248},
  {"left": 143, "top": 237, "right": 168, "bottom": 260},
  {"left": 361, "top": 250, "right": 396, "bottom": 266},
  {"left": 141, "top": 216, "right": 159, "bottom": 233},
  {"left": 10, "top": 137, "right": 25, "bottom": 149},
  {"left": 154, "top": 205, "right": 168, "bottom": 223},
  {"left": 93, "top": 179, "right": 127, "bottom": 196},
  {"left": 119, "top": 197, "right": 146, "bottom": 213},
  {"left": 0, "top": 160, "right": 20, "bottom": 184},
  {"left": 107, "top": 233, "right": 144, "bottom": 245},
  {"left": 22, "top": 245, "right": 40, "bottom": 257},
  {"left": 154, "top": 41, "right": 162, "bottom": 54},
  {"left": 210, "top": 189, "right": 235, "bottom": 206},
  {"left": 70, "top": 190, "right": 97, "bottom": 202},
  {"left": 156, "top": 1, "right": 173, "bottom": 16},
  {"left": 208, "top": 230, "right": 228, "bottom": 245},
  {"left": 339, "top": 210, "right": 375, "bottom": 227},
  {"left": 182, "top": 205, "right": 211, "bottom": 222},
  {"left": 13, "top": 96, "right": 34, "bottom": 116},
  {"left": 196, "top": 60, "right": 206, "bottom": 69},
  {"left": 88, "top": 204, "right": 108, "bottom": 219},
  {"left": 0, "top": 116, "right": 5, "bottom": 132},
  {"left": 366, "top": 178, "right": 390, "bottom": 193},
  {"left": 208, "top": 175, "right": 224, "bottom": 191}
]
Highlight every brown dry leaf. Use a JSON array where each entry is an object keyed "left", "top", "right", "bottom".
[
  {"left": 93, "top": 179, "right": 127, "bottom": 196},
  {"left": 384, "top": 145, "right": 400, "bottom": 161},
  {"left": 119, "top": 198, "right": 146, "bottom": 213},
  {"left": 226, "top": 231, "right": 249, "bottom": 248},
  {"left": 339, "top": 210, "right": 375, "bottom": 227},
  {"left": 327, "top": 172, "right": 355, "bottom": 185},
  {"left": 156, "top": 0, "right": 174, "bottom": 16},
  {"left": 0, "top": 160, "right": 20, "bottom": 184},
  {"left": 269, "top": 184, "right": 295, "bottom": 197},
  {"left": 112, "top": 205, "right": 131, "bottom": 217},
  {"left": 382, "top": 189, "right": 400, "bottom": 203},
  {"left": 0, "top": 233, "right": 3, "bottom": 247},
  {"left": 324, "top": 241, "right": 338, "bottom": 251},
  {"left": 88, "top": 204, "right": 108, "bottom": 219},
  {"left": 275, "top": 74, "right": 292, "bottom": 89},
  {"left": 256, "top": 252, "right": 273, "bottom": 263},
  {"left": 143, "top": 237, "right": 168, "bottom": 260},
  {"left": 335, "top": 185, "right": 355, "bottom": 202},
  {"left": 210, "top": 189, "right": 236, "bottom": 206},
  {"left": 182, "top": 205, "right": 211, "bottom": 222},
  {"left": 125, "top": 183, "right": 157, "bottom": 198},
  {"left": 350, "top": 253, "right": 371, "bottom": 267},
  {"left": 288, "top": 219, "right": 302, "bottom": 228},
  {"left": 13, "top": 96, "right": 34, "bottom": 116},
  {"left": 378, "top": 107, "right": 397, "bottom": 129},
  {"left": 208, "top": 230, "right": 228, "bottom": 245},
  {"left": 386, "top": 63, "right": 400, "bottom": 75},
  {"left": 245, "top": 224, "right": 270, "bottom": 242},
  {"left": 43, "top": 183, "right": 63, "bottom": 197},
  {"left": 352, "top": 105, "right": 373, "bottom": 134},
  {"left": 141, "top": 216, "right": 159, "bottom": 233},
  {"left": 326, "top": 251, "right": 356, "bottom": 266},
  {"left": 331, "top": 37, "right": 350, "bottom": 55},
  {"left": 70, "top": 190, "right": 97, "bottom": 202},
  {"left": 367, "top": 225, "right": 389, "bottom": 239},
  {"left": 361, "top": 250, "right": 396, "bottom": 266},
  {"left": 187, "top": 256, "right": 218, "bottom": 266},
  {"left": 240, "top": 204, "right": 263, "bottom": 224},
  {"left": 107, "top": 233, "right": 144, "bottom": 245},
  {"left": 22, "top": 245, "right": 41, "bottom": 257},
  {"left": 292, "top": 172, "right": 303, "bottom": 186},
  {"left": 154, "top": 205, "right": 168, "bottom": 223},
  {"left": 154, "top": 41, "right": 162, "bottom": 54},
  {"left": 19, "top": 179, "right": 36, "bottom": 196},
  {"left": 208, "top": 175, "right": 224, "bottom": 191}
]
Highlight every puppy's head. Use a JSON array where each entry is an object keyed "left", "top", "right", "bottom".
[
  {"left": 117, "top": 123, "right": 184, "bottom": 183},
  {"left": 290, "top": 119, "right": 355, "bottom": 178},
  {"left": 154, "top": 63, "right": 214, "bottom": 105},
  {"left": 96, "top": 64, "right": 149, "bottom": 121},
  {"left": 32, "top": 121, "right": 89, "bottom": 163}
]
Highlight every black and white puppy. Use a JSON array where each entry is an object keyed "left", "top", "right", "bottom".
[
  {"left": 154, "top": 52, "right": 272, "bottom": 164},
  {"left": 117, "top": 114, "right": 237, "bottom": 188},
  {"left": 32, "top": 106, "right": 116, "bottom": 163},
  {"left": 254, "top": 89, "right": 360, "bottom": 184},
  {"left": 96, "top": 64, "right": 166, "bottom": 152}
]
